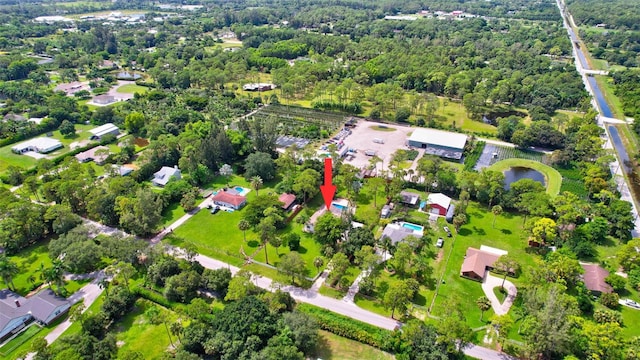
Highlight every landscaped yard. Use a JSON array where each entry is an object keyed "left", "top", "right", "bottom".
[
  {"left": 115, "top": 298, "right": 180, "bottom": 358},
  {"left": 0, "top": 242, "right": 53, "bottom": 295},
  {"left": 429, "top": 202, "right": 534, "bottom": 329},
  {"left": 0, "top": 324, "right": 42, "bottom": 357},
  {"left": 487, "top": 158, "right": 562, "bottom": 196},
  {"left": 315, "top": 330, "right": 395, "bottom": 360},
  {"left": 0, "top": 124, "right": 96, "bottom": 174},
  {"left": 167, "top": 174, "right": 327, "bottom": 278},
  {"left": 116, "top": 84, "right": 149, "bottom": 94}
]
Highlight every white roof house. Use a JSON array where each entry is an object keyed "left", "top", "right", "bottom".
[
  {"left": 408, "top": 128, "right": 468, "bottom": 150},
  {"left": 11, "top": 137, "right": 62, "bottom": 154},
  {"left": 89, "top": 123, "right": 120, "bottom": 140},
  {"left": 152, "top": 166, "right": 181, "bottom": 187},
  {"left": 427, "top": 193, "right": 451, "bottom": 210}
]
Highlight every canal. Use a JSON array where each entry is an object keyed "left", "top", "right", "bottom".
[{"left": 587, "top": 76, "right": 614, "bottom": 118}]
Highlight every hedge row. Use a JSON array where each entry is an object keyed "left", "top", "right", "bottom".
[
  {"left": 296, "top": 303, "right": 401, "bottom": 352},
  {"left": 463, "top": 140, "right": 486, "bottom": 171},
  {"left": 132, "top": 285, "right": 188, "bottom": 313}
]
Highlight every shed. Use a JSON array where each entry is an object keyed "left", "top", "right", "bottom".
[
  {"left": 89, "top": 123, "right": 119, "bottom": 140},
  {"left": 279, "top": 193, "right": 296, "bottom": 210},
  {"left": 427, "top": 193, "right": 452, "bottom": 216},
  {"left": 399, "top": 191, "right": 420, "bottom": 207}
]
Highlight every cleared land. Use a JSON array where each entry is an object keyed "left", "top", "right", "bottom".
[
  {"left": 116, "top": 84, "right": 149, "bottom": 94},
  {"left": 315, "top": 330, "right": 395, "bottom": 360}
]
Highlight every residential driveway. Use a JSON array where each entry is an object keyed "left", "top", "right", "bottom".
[
  {"left": 464, "top": 343, "right": 518, "bottom": 360},
  {"left": 481, "top": 272, "right": 517, "bottom": 316},
  {"left": 24, "top": 275, "right": 105, "bottom": 360}
]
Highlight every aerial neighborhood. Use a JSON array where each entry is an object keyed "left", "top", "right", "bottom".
[{"left": 0, "top": 0, "right": 639, "bottom": 359}]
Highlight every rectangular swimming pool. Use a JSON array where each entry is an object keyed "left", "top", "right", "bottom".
[
  {"left": 402, "top": 222, "right": 424, "bottom": 233},
  {"left": 332, "top": 203, "right": 347, "bottom": 210},
  {"left": 233, "top": 186, "right": 250, "bottom": 196}
]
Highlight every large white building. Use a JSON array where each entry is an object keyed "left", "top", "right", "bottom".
[
  {"left": 89, "top": 123, "right": 120, "bottom": 140},
  {"left": 11, "top": 137, "right": 62, "bottom": 154},
  {"left": 407, "top": 128, "right": 468, "bottom": 160}
]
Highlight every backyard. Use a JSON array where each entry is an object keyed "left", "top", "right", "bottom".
[{"left": 165, "top": 174, "right": 326, "bottom": 278}]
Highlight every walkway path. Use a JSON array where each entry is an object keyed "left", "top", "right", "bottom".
[
  {"left": 481, "top": 272, "right": 517, "bottom": 316},
  {"left": 342, "top": 248, "right": 392, "bottom": 303}
]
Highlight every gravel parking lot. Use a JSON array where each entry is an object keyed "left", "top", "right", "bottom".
[{"left": 341, "top": 120, "right": 415, "bottom": 171}]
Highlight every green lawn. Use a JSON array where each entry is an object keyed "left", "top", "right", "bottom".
[
  {"left": 0, "top": 242, "right": 53, "bottom": 295},
  {"left": 0, "top": 124, "right": 96, "bottom": 174},
  {"left": 169, "top": 175, "right": 328, "bottom": 280},
  {"left": 252, "top": 221, "right": 326, "bottom": 279},
  {"left": 434, "top": 98, "right": 498, "bottom": 135},
  {"left": 429, "top": 202, "right": 535, "bottom": 329},
  {"left": 0, "top": 324, "right": 42, "bottom": 357},
  {"left": 116, "top": 84, "right": 149, "bottom": 94},
  {"left": 115, "top": 299, "right": 180, "bottom": 358},
  {"left": 161, "top": 201, "right": 188, "bottom": 227},
  {"left": 315, "top": 330, "right": 395, "bottom": 360},
  {"left": 487, "top": 158, "right": 562, "bottom": 196}
]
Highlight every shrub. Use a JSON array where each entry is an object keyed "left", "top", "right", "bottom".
[
  {"left": 296, "top": 303, "right": 400, "bottom": 352},
  {"left": 599, "top": 292, "right": 620, "bottom": 309},
  {"left": 463, "top": 141, "right": 486, "bottom": 171}
]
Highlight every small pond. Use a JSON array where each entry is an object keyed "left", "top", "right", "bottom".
[{"left": 503, "top": 167, "right": 546, "bottom": 190}]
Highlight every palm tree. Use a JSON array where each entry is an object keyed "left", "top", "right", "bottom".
[
  {"left": 238, "top": 219, "right": 250, "bottom": 242},
  {"left": 476, "top": 296, "right": 491, "bottom": 321},
  {"left": 46, "top": 259, "right": 68, "bottom": 295},
  {"left": 170, "top": 321, "right": 183, "bottom": 344},
  {"left": 0, "top": 255, "right": 19, "bottom": 291},
  {"left": 491, "top": 205, "right": 503, "bottom": 228},
  {"left": 250, "top": 176, "right": 263, "bottom": 196},
  {"left": 313, "top": 257, "right": 324, "bottom": 274}
]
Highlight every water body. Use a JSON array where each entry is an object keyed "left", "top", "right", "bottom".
[
  {"left": 608, "top": 126, "right": 632, "bottom": 173},
  {"left": 587, "top": 76, "right": 613, "bottom": 118},
  {"left": 503, "top": 167, "right": 546, "bottom": 190}
]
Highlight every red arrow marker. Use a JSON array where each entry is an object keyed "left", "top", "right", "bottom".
[{"left": 320, "top": 157, "right": 336, "bottom": 210}]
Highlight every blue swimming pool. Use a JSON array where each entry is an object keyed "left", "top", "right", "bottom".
[
  {"left": 402, "top": 222, "right": 424, "bottom": 232},
  {"left": 332, "top": 203, "right": 347, "bottom": 210},
  {"left": 419, "top": 200, "right": 427, "bottom": 210},
  {"left": 234, "top": 186, "right": 250, "bottom": 196}
]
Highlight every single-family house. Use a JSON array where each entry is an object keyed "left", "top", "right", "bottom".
[
  {"left": 11, "top": 137, "right": 62, "bottom": 154},
  {"left": 75, "top": 145, "right": 110, "bottom": 164},
  {"left": 460, "top": 247, "right": 501, "bottom": 281},
  {"left": 279, "top": 193, "right": 297, "bottom": 211},
  {"left": 211, "top": 191, "right": 247, "bottom": 210},
  {"left": 112, "top": 165, "right": 133, "bottom": 176},
  {"left": 427, "top": 193, "right": 452, "bottom": 216},
  {"left": 89, "top": 123, "right": 119, "bottom": 140},
  {"left": 399, "top": 191, "right": 420, "bottom": 207},
  {"left": 152, "top": 166, "right": 181, "bottom": 187},
  {"left": 581, "top": 264, "right": 613, "bottom": 295},
  {"left": 3, "top": 113, "right": 26, "bottom": 122},
  {"left": 0, "top": 289, "right": 70, "bottom": 343},
  {"left": 381, "top": 223, "right": 415, "bottom": 245}
]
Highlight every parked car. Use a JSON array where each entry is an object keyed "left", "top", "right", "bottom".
[
  {"left": 443, "top": 226, "right": 450, "bottom": 233},
  {"left": 436, "top": 238, "right": 444, "bottom": 248},
  {"left": 624, "top": 299, "right": 640, "bottom": 309},
  {"left": 210, "top": 206, "right": 220, "bottom": 214}
]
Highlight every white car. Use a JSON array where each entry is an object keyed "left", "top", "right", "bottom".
[
  {"left": 624, "top": 299, "right": 640, "bottom": 309},
  {"left": 436, "top": 238, "right": 444, "bottom": 248}
]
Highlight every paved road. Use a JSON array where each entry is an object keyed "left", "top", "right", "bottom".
[
  {"left": 190, "top": 251, "right": 402, "bottom": 331},
  {"left": 464, "top": 344, "right": 517, "bottom": 360}
]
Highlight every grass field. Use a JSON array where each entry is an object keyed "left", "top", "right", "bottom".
[
  {"left": 116, "top": 84, "right": 149, "bottom": 94},
  {"left": 0, "top": 242, "right": 53, "bottom": 295},
  {"left": 370, "top": 125, "right": 396, "bottom": 132},
  {"left": 0, "top": 124, "right": 96, "bottom": 174},
  {"left": 487, "top": 158, "right": 562, "bottom": 196},
  {"left": 167, "top": 174, "right": 327, "bottom": 278},
  {"left": 434, "top": 99, "right": 498, "bottom": 135},
  {"left": 429, "top": 202, "right": 535, "bottom": 329},
  {"left": 315, "top": 330, "right": 395, "bottom": 360},
  {"left": 0, "top": 324, "right": 41, "bottom": 357},
  {"left": 115, "top": 299, "right": 179, "bottom": 358}
]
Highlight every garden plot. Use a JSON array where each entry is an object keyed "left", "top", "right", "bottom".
[
  {"left": 474, "top": 143, "right": 546, "bottom": 170},
  {"left": 251, "top": 105, "right": 347, "bottom": 137}
]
